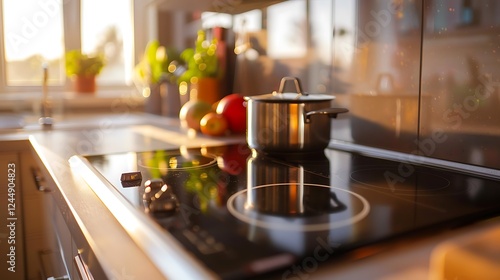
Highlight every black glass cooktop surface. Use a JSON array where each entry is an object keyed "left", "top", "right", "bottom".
[{"left": 83, "top": 143, "right": 500, "bottom": 279}]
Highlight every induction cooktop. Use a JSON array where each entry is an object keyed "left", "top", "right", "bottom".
[{"left": 76, "top": 143, "right": 500, "bottom": 279}]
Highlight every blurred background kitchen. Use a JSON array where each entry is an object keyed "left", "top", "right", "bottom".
[{"left": 1, "top": 0, "right": 499, "bottom": 169}]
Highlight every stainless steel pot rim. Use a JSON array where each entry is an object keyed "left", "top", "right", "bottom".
[
  {"left": 245, "top": 76, "right": 335, "bottom": 102},
  {"left": 244, "top": 92, "right": 335, "bottom": 103}
]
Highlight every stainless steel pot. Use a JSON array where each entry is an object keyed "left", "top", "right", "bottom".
[{"left": 245, "top": 77, "right": 348, "bottom": 155}]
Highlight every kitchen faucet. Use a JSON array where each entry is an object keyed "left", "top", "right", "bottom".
[{"left": 39, "top": 62, "right": 53, "bottom": 128}]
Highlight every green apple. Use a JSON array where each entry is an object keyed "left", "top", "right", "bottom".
[{"left": 179, "top": 100, "right": 212, "bottom": 131}]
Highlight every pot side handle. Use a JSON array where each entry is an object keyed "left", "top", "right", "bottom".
[{"left": 305, "top": 108, "right": 349, "bottom": 123}]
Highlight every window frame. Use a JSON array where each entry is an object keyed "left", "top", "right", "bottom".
[{"left": 0, "top": 0, "right": 142, "bottom": 94}]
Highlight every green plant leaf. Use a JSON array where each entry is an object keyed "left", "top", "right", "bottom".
[{"left": 65, "top": 50, "right": 105, "bottom": 77}]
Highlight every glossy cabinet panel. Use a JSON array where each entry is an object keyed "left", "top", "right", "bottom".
[
  {"left": 328, "top": 0, "right": 499, "bottom": 169},
  {"left": 420, "top": 0, "right": 500, "bottom": 169},
  {"left": 233, "top": 0, "right": 334, "bottom": 96},
  {"left": 330, "top": 0, "right": 423, "bottom": 153}
]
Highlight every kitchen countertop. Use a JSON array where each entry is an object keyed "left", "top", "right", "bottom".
[{"left": 2, "top": 112, "right": 499, "bottom": 279}]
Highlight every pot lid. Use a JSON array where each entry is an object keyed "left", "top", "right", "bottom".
[
  {"left": 244, "top": 77, "right": 335, "bottom": 103},
  {"left": 246, "top": 91, "right": 335, "bottom": 103}
]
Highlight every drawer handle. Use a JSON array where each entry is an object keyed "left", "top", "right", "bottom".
[
  {"left": 31, "top": 167, "right": 51, "bottom": 193},
  {"left": 74, "top": 253, "right": 94, "bottom": 280},
  {"left": 39, "top": 249, "right": 69, "bottom": 280}
]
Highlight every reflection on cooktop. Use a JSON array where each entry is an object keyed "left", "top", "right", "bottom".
[
  {"left": 138, "top": 151, "right": 217, "bottom": 171},
  {"left": 350, "top": 166, "right": 455, "bottom": 196}
]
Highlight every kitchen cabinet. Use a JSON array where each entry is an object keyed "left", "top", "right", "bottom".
[
  {"left": 0, "top": 151, "right": 25, "bottom": 280},
  {"left": 0, "top": 141, "right": 60, "bottom": 279},
  {"left": 47, "top": 187, "right": 82, "bottom": 280},
  {"left": 0, "top": 139, "right": 104, "bottom": 280},
  {"left": 33, "top": 164, "right": 76, "bottom": 280},
  {"left": 31, "top": 144, "right": 107, "bottom": 280},
  {"left": 0, "top": 140, "right": 68, "bottom": 280},
  {"left": 22, "top": 153, "right": 68, "bottom": 280}
]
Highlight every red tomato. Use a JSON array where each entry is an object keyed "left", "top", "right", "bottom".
[
  {"left": 216, "top": 94, "right": 247, "bottom": 134},
  {"left": 200, "top": 112, "right": 229, "bottom": 136}
]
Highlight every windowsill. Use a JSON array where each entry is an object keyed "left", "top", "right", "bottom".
[{"left": 0, "top": 89, "right": 145, "bottom": 114}]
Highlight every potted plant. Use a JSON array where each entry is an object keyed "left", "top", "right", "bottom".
[
  {"left": 134, "top": 40, "right": 180, "bottom": 86},
  {"left": 134, "top": 40, "right": 181, "bottom": 116},
  {"left": 65, "top": 50, "right": 105, "bottom": 94},
  {"left": 177, "top": 30, "right": 220, "bottom": 104}
]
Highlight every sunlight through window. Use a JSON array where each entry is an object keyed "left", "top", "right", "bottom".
[
  {"left": 1, "top": 0, "right": 134, "bottom": 88},
  {"left": 2, "top": 0, "right": 64, "bottom": 85},
  {"left": 81, "top": 0, "right": 134, "bottom": 85}
]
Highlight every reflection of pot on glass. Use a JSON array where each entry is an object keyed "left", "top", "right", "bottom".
[{"left": 246, "top": 153, "right": 345, "bottom": 216}]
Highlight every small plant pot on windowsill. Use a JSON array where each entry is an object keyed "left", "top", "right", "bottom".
[
  {"left": 73, "top": 75, "right": 96, "bottom": 94},
  {"left": 65, "top": 49, "right": 104, "bottom": 94}
]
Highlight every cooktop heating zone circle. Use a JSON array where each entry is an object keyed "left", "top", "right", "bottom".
[{"left": 227, "top": 183, "right": 370, "bottom": 232}]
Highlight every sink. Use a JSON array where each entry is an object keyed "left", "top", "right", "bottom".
[
  {"left": 0, "top": 114, "right": 25, "bottom": 130},
  {"left": 0, "top": 113, "right": 117, "bottom": 134},
  {"left": 0, "top": 113, "right": 55, "bottom": 133},
  {"left": 0, "top": 113, "right": 173, "bottom": 135}
]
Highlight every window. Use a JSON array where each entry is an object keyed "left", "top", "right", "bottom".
[
  {"left": 1, "top": 0, "right": 65, "bottom": 86},
  {"left": 81, "top": 0, "right": 134, "bottom": 85},
  {"left": 0, "top": 0, "right": 134, "bottom": 92}
]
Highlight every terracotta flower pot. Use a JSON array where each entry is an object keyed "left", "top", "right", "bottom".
[
  {"left": 74, "top": 75, "right": 96, "bottom": 93},
  {"left": 190, "top": 77, "right": 220, "bottom": 104}
]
